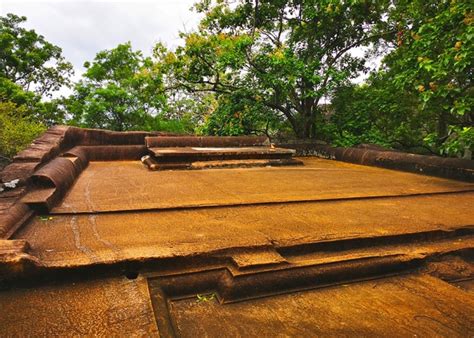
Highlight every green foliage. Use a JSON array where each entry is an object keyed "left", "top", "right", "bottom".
[
  {"left": 0, "top": 6, "right": 471, "bottom": 159},
  {"left": 0, "top": 101, "right": 46, "bottom": 159},
  {"left": 160, "top": 0, "right": 390, "bottom": 138},
  {"left": 329, "top": 0, "right": 473, "bottom": 157},
  {"left": 328, "top": 74, "right": 424, "bottom": 149},
  {"left": 0, "top": 13, "right": 70, "bottom": 132},
  {"left": 0, "top": 77, "right": 35, "bottom": 105},
  {"left": 425, "top": 126, "right": 474, "bottom": 157},
  {"left": 0, "top": 13, "right": 71, "bottom": 160},
  {"left": 384, "top": 0, "right": 473, "bottom": 143},
  {"left": 196, "top": 293, "right": 216, "bottom": 303},
  {"left": 164, "top": 91, "right": 218, "bottom": 132},
  {"left": 199, "top": 92, "right": 285, "bottom": 137},
  {"left": 147, "top": 115, "right": 195, "bottom": 134},
  {"left": 65, "top": 43, "right": 167, "bottom": 131},
  {"left": 0, "top": 13, "right": 73, "bottom": 98},
  {"left": 0, "top": 77, "right": 64, "bottom": 125}
]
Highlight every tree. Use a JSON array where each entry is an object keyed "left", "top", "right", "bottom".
[
  {"left": 161, "top": 0, "right": 390, "bottom": 138},
  {"left": 66, "top": 43, "right": 167, "bottom": 131},
  {"left": 329, "top": 0, "right": 473, "bottom": 157},
  {"left": 199, "top": 91, "right": 288, "bottom": 137},
  {"left": 0, "top": 77, "right": 64, "bottom": 125},
  {"left": 0, "top": 13, "right": 72, "bottom": 161},
  {"left": 328, "top": 73, "right": 427, "bottom": 150},
  {"left": 0, "top": 101, "right": 45, "bottom": 160},
  {"left": 165, "top": 91, "right": 217, "bottom": 131},
  {"left": 0, "top": 13, "right": 73, "bottom": 127},
  {"left": 0, "top": 13, "right": 73, "bottom": 98},
  {"left": 383, "top": 0, "right": 473, "bottom": 153}
]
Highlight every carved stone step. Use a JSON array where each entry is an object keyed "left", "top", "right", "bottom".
[
  {"left": 148, "top": 146, "right": 295, "bottom": 160},
  {"left": 142, "top": 156, "right": 303, "bottom": 171}
]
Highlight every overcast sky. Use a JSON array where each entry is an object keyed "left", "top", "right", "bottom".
[
  {"left": 0, "top": 0, "right": 377, "bottom": 97},
  {"left": 0, "top": 0, "right": 201, "bottom": 78}
]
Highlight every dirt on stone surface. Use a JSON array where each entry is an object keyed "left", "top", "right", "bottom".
[
  {"left": 1, "top": 128, "right": 474, "bottom": 336},
  {"left": 50, "top": 158, "right": 474, "bottom": 214},
  {"left": 168, "top": 274, "right": 474, "bottom": 338}
]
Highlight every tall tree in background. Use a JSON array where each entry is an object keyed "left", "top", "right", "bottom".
[
  {"left": 330, "top": 0, "right": 473, "bottom": 157},
  {"left": 386, "top": 0, "right": 473, "bottom": 155},
  {"left": 0, "top": 13, "right": 73, "bottom": 98},
  {"left": 162, "top": 0, "right": 390, "bottom": 138},
  {"left": 328, "top": 74, "right": 423, "bottom": 150},
  {"left": 0, "top": 13, "right": 72, "bottom": 160},
  {"left": 65, "top": 43, "right": 166, "bottom": 131}
]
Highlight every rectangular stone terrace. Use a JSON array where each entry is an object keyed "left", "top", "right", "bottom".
[{"left": 0, "top": 126, "right": 473, "bottom": 336}]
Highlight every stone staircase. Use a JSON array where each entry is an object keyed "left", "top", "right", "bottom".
[{"left": 142, "top": 136, "right": 302, "bottom": 170}]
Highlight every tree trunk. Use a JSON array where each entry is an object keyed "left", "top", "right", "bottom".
[
  {"left": 437, "top": 110, "right": 448, "bottom": 144},
  {"left": 295, "top": 97, "right": 317, "bottom": 139}
]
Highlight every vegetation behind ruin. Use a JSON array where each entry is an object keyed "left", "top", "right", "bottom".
[{"left": 0, "top": 0, "right": 472, "bottom": 161}]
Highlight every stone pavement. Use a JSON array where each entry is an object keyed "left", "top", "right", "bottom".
[{"left": 1, "top": 127, "right": 473, "bottom": 337}]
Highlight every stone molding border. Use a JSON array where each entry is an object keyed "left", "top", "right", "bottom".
[
  {"left": 2, "top": 129, "right": 473, "bottom": 240},
  {"left": 279, "top": 143, "right": 474, "bottom": 182},
  {"left": 0, "top": 126, "right": 169, "bottom": 239}
]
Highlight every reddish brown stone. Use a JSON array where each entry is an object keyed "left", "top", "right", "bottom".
[
  {"left": 281, "top": 143, "right": 474, "bottom": 181},
  {"left": 146, "top": 135, "right": 269, "bottom": 148},
  {"left": 0, "top": 127, "right": 473, "bottom": 336}
]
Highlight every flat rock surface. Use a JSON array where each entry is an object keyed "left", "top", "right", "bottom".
[
  {"left": 3, "top": 156, "right": 474, "bottom": 336},
  {"left": 169, "top": 274, "right": 474, "bottom": 337},
  {"left": 0, "top": 276, "right": 159, "bottom": 336},
  {"left": 52, "top": 158, "right": 474, "bottom": 213},
  {"left": 13, "top": 157, "right": 474, "bottom": 267},
  {"left": 2, "top": 273, "right": 473, "bottom": 336},
  {"left": 148, "top": 146, "right": 294, "bottom": 156},
  {"left": 14, "top": 192, "right": 474, "bottom": 266}
]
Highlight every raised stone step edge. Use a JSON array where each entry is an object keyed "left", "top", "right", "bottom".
[
  {"left": 146, "top": 135, "right": 270, "bottom": 148},
  {"left": 142, "top": 156, "right": 303, "bottom": 171},
  {"left": 279, "top": 143, "right": 474, "bottom": 182}
]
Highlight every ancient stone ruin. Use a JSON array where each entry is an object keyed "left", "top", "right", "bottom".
[{"left": 0, "top": 126, "right": 473, "bottom": 336}]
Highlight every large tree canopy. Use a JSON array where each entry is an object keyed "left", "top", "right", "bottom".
[
  {"left": 66, "top": 43, "right": 167, "bottom": 131},
  {"left": 1, "top": 2, "right": 472, "bottom": 158},
  {"left": 0, "top": 13, "right": 72, "bottom": 159},
  {"left": 162, "top": 0, "right": 390, "bottom": 138},
  {"left": 0, "top": 13, "right": 73, "bottom": 97},
  {"left": 386, "top": 0, "right": 473, "bottom": 139},
  {"left": 329, "top": 0, "right": 473, "bottom": 157}
]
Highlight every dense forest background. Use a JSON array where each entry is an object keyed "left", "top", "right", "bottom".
[{"left": 1, "top": 0, "right": 472, "bottom": 163}]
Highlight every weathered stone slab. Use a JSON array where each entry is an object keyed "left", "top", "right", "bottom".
[
  {"left": 15, "top": 192, "right": 474, "bottom": 267},
  {"left": 149, "top": 146, "right": 294, "bottom": 157},
  {"left": 0, "top": 276, "right": 159, "bottom": 336},
  {"left": 283, "top": 143, "right": 474, "bottom": 181},
  {"left": 0, "top": 239, "right": 41, "bottom": 278},
  {"left": 167, "top": 274, "right": 474, "bottom": 337},
  {"left": 146, "top": 135, "right": 269, "bottom": 148},
  {"left": 0, "top": 203, "right": 33, "bottom": 239},
  {"left": 1, "top": 127, "right": 474, "bottom": 336},
  {"left": 143, "top": 156, "right": 302, "bottom": 170},
  {"left": 0, "top": 162, "right": 41, "bottom": 184},
  {"left": 51, "top": 159, "right": 474, "bottom": 214}
]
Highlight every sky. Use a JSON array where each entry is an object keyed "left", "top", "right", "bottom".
[
  {"left": 0, "top": 0, "right": 378, "bottom": 97},
  {"left": 0, "top": 0, "right": 202, "bottom": 80}
]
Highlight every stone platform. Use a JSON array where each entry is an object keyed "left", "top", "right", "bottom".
[
  {"left": 0, "top": 126, "right": 473, "bottom": 337},
  {"left": 143, "top": 136, "right": 303, "bottom": 170}
]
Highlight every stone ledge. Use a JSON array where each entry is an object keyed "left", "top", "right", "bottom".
[{"left": 280, "top": 143, "right": 474, "bottom": 182}]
